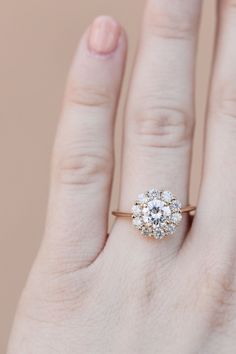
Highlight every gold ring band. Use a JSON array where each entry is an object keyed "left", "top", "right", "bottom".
[{"left": 112, "top": 205, "right": 196, "bottom": 218}]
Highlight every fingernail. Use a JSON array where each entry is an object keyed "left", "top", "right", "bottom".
[{"left": 88, "top": 16, "right": 121, "bottom": 55}]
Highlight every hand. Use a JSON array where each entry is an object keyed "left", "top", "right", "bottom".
[{"left": 7, "top": 1, "right": 236, "bottom": 353}]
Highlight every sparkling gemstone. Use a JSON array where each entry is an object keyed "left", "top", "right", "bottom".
[
  {"left": 161, "top": 191, "right": 173, "bottom": 203},
  {"left": 132, "top": 217, "right": 142, "bottom": 228},
  {"left": 138, "top": 193, "right": 148, "bottom": 203},
  {"left": 151, "top": 211, "right": 162, "bottom": 221},
  {"left": 162, "top": 206, "right": 171, "bottom": 217},
  {"left": 154, "top": 199, "right": 164, "bottom": 208},
  {"left": 166, "top": 224, "right": 176, "bottom": 234},
  {"left": 172, "top": 212, "right": 182, "bottom": 224},
  {"left": 143, "top": 215, "right": 150, "bottom": 223},
  {"left": 132, "top": 205, "right": 141, "bottom": 216},
  {"left": 142, "top": 228, "right": 150, "bottom": 237},
  {"left": 172, "top": 200, "right": 182, "bottom": 210},
  {"left": 142, "top": 207, "right": 150, "bottom": 215},
  {"left": 148, "top": 200, "right": 155, "bottom": 209},
  {"left": 148, "top": 188, "right": 160, "bottom": 198},
  {"left": 149, "top": 188, "right": 157, "bottom": 194},
  {"left": 153, "top": 229, "right": 165, "bottom": 239}
]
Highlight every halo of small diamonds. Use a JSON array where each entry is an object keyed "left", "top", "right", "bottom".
[{"left": 131, "top": 189, "right": 182, "bottom": 239}]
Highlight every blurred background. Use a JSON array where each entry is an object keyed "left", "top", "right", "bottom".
[{"left": 0, "top": 0, "right": 215, "bottom": 352}]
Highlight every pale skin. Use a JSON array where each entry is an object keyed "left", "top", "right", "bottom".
[{"left": 7, "top": 0, "right": 236, "bottom": 353}]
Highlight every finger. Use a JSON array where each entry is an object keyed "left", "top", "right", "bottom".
[
  {"left": 110, "top": 0, "right": 202, "bottom": 259},
  {"left": 40, "top": 16, "right": 127, "bottom": 270},
  {"left": 188, "top": 1, "right": 236, "bottom": 254}
]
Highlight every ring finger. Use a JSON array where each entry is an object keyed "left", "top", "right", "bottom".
[{"left": 110, "top": 0, "right": 202, "bottom": 260}]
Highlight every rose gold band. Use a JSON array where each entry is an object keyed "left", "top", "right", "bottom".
[{"left": 112, "top": 205, "right": 196, "bottom": 218}]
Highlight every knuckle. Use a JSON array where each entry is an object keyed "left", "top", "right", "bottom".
[
  {"left": 54, "top": 145, "right": 113, "bottom": 186},
  {"left": 145, "top": 1, "right": 197, "bottom": 40},
  {"left": 134, "top": 101, "right": 193, "bottom": 148},
  {"left": 65, "top": 81, "right": 113, "bottom": 109}
]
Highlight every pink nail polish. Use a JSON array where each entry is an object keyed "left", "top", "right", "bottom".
[{"left": 88, "top": 16, "right": 121, "bottom": 55}]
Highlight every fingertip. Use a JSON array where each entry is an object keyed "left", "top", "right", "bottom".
[
  {"left": 66, "top": 16, "right": 127, "bottom": 90},
  {"left": 88, "top": 16, "right": 122, "bottom": 55}
]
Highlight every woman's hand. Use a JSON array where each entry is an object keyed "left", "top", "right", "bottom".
[{"left": 7, "top": 1, "right": 236, "bottom": 353}]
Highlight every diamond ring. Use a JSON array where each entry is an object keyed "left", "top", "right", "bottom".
[{"left": 112, "top": 188, "right": 196, "bottom": 239}]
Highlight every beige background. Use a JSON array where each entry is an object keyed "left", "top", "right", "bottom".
[{"left": 0, "top": 0, "right": 215, "bottom": 352}]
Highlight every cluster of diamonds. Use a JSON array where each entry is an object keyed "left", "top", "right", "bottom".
[{"left": 131, "top": 189, "right": 182, "bottom": 239}]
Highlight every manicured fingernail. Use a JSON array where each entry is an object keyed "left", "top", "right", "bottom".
[{"left": 88, "top": 16, "right": 121, "bottom": 55}]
